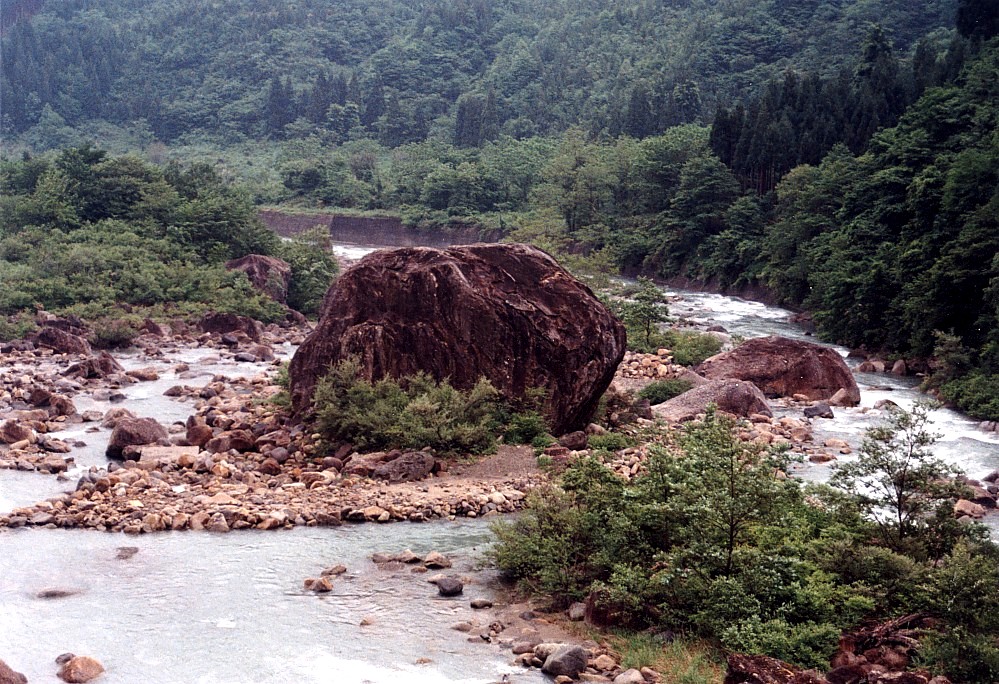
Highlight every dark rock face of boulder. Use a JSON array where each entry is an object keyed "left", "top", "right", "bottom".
[
  {"left": 372, "top": 451, "right": 435, "bottom": 483},
  {"left": 225, "top": 254, "right": 292, "bottom": 303},
  {"left": 106, "top": 417, "right": 169, "bottom": 459},
  {"left": 198, "top": 312, "right": 263, "bottom": 342},
  {"left": 33, "top": 326, "right": 92, "bottom": 355},
  {"left": 652, "top": 379, "right": 772, "bottom": 423},
  {"left": 541, "top": 644, "right": 590, "bottom": 678},
  {"left": 724, "top": 653, "right": 828, "bottom": 684},
  {"left": 697, "top": 336, "right": 860, "bottom": 405},
  {"left": 289, "top": 243, "right": 626, "bottom": 435}
]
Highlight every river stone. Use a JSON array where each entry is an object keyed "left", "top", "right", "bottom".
[
  {"left": 423, "top": 551, "right": 451, "bottom": 569},
  {"left": 106, "top": 417, "right": 168, "bottom": 459},
  {"left": 225, "top": 254, "right": 292, "bottom": 304},
  {"left": 803, "top": 403, "right": 834, "bottom": 419},
  {"left": 372, "top": 451, "right": 435, "bottom": 483},
  {"left": 697, "top": 335, "right": 860, "bottom": 405},
  {"left": 0, "top": 659, "right": 27, "bottom": 684},
  {"left": 541, "top": 644, "right": 589, "bottom": 678},
  {"left": 614, "top": 670, "right": 646, "bottom": 684},
  {"left": 470, "top": 598, "right": 493, "bottom": 609},
  {"left": 289, "top": 243, "right": 626, "bottom": 435},
  {"left": 436, "top": 577, "right": 464, "bottom": 597},
  {"left": 652, "top": 379, "right": 771, "bottom": 422},
  {"left": 58, "top": 655, "right": 105, "bottom": 683}
]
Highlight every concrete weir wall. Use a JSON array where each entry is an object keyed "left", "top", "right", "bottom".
[{"left": 258, "top": 209, "right": 500, "bottom": 248}]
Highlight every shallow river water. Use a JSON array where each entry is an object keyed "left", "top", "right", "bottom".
[{"left": 4, "top": 241, "right": 999, "bottom": 680}]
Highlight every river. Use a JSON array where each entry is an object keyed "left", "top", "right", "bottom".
[{"left": 3, "top": 240, "right": 999, "bottom": 681}]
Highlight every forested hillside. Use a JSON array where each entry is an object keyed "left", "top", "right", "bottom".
[{"left": 2, "top": 0, "right": 956, "bottom": 147}]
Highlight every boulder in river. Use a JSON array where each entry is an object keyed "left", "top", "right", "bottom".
[
  {"left": 57, "top": 655, "right": 105, "bottom": 683},
  {"left": 697, "top": 336, "right": 860, "bottom": 405},
  {"left": 65, "top": 352, "right": 125, "bottom": 379},
  {"left": 225, "top": 254, "right": 292, "bottom": 303},
  {"left": 198, "top": 312, "right": 263, "bottom": 342},
  {"left": 106, "top": 417, "right": 169, "bottom": 459},
  {"left": 289, "top": 243, "right": 626, "bottom": 435},
  {"left": 652, "top": 379, "right": 771, "bottom": 423}
]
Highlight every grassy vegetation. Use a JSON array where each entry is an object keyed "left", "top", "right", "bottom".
[{"left": 638, "top": 379, "right": 695, "bottom": 405}]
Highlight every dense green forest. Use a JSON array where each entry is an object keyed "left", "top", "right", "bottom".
[{"left": 2, "top": 0, "right": 957, "bottom": 148}]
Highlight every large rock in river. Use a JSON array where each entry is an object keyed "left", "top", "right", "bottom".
[
  {"left": 289, "top": 243, "right": 626, "bottom": 435},
  {"left": 106, "top": 417, "right": 169, "bottom": 459},
  {"left": 225, "top": 254, "right": 292, "bottom": 303},
  {"left": 697, "top": 336, "right": 860, "bottom": 405},
  {"left": 32, "top": 326, "right": 92, "bottom": 355},
  {"left": 0, "top": 658, "right": 27, "bottom": 684},
  {"left": 652, "top": 379, "right": 771, "bottom": 423}
]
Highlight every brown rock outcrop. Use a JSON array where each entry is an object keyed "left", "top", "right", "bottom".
[
  {"left": 198, "top": 312, "right": 263, "bottom": 342},
  {"left": 652, "top": 379, "right": 772, "bottom": 422},
  {"left": 289, "top": 243, "right": 626, "bottom": 434},
  {"left": 724, "top": 654, "right": 828, "bottom": 684},
  {"left": 225, "top": 254, "right": 292, "bottom": 303},
  {"left": 106, "top": 417, "right": 169, "bottom": 459},
  {"left": 697, "top": 336, "right": 860, "bottom": 405},
  {"left": 32, "top": 326, "right": 92, "bottom": 355}
]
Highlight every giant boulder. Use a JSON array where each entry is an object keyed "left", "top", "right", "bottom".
[
  {"left": 225, "top": 254, "right": 292, "bottom": 303},
  {"left": 289, "top": 243, "right": 626, "bottom": 435},
  {"left": 697, "top": 336, "right": 860, "bottom": 405},
  {"left": 652, "top": 379, "right": 771, "bottom": 422},
  {"left": 106, "top": 417, "right": 169, "bottom": 459}
]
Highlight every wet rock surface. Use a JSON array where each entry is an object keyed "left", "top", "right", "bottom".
[{"left": 289, "top": 243, "right": 626, "bottom": 434}]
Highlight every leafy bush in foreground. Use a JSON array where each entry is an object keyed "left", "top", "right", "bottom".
[{"left": 491, "top": 406, "right": 999, "bottom": 679}]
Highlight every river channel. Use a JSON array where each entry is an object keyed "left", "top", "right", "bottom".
[{"left": 3, "top": 239, "right": 998, "bottom": 681}]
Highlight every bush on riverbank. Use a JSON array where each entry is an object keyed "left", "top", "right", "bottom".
[
  {"left": 311, "top": 358, "right": 553, "bottom": 456},
  {"left": 0, "top": 147, "right": 326, "bottom": 324},
  {"left": 491, "top": 407, "right": 999, "bottom": 679}
]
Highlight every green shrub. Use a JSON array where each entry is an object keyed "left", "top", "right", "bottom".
[
  {"left": 638, "top": 379, "right": 694, "bottom": 405},
  {"left": 939, "top": 372, "right": 999, "bottom": 421},
  {"left": 0, "top": 314, "right": 36, "bottom": 341},
  {"left": 90, "top": 318, "right": 139, "bottom": 349},
  {"left": 721, "top": 617, "right": 841, "bottom": 671},
  {"left": 663, "top": 329, "right": 723, "bottom": 366},
  {"left": 312, "top": 358, "right": 503, "bottom": 456},
  {"left": 504, "top": 410, "right": 550, "bottom": 445},
  {"left": 587, "top": 432, "right": 634, "bottom": 451}
]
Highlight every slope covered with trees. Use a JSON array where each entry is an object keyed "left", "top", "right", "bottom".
[{"left": 2, "top": 0, "right": 956, "bottom": 148}]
